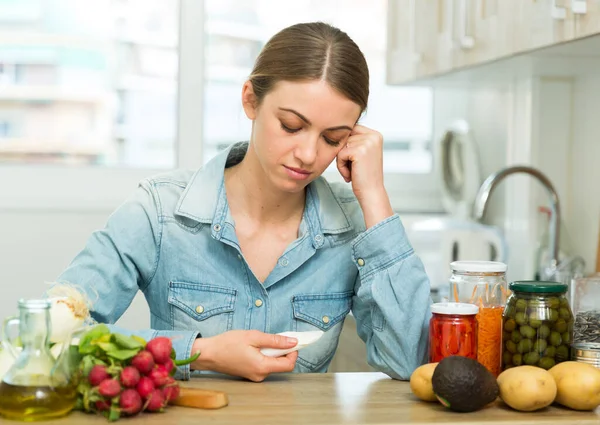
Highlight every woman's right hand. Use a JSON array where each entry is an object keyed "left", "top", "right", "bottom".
[{"left": 190, "top": 330, "right": 299, "bottom": 382}]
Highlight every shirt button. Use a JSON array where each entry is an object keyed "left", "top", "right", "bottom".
[
  {"left": 195, "top": 305, "right": 204, "bottom": 314},
  {"left": 322, "top": 315, "right": 330, "bottom": 324},
  {"left": 255, "top": 299, "right": 263, "bottom": 307},
  {"left": 278, "top": 257, "right": 289, "bottom": 267},
  {"left": 315, "top": 234, "right": 323, "bottom": 242},
  {"left": 237, "top": 254, "right": 242, "bottom": 260},
  {"left": 213, "top": 223, "right": 222, "bottom": 232},
  {"left": 357, "top": 258, "right": 365, "bottom": 266}
]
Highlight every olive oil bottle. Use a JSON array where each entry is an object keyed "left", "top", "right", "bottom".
[
  {"left": 0, "top": 299, "right": 78, "bottom": 421},
  {"left": 0, "top": 381, "right": 77, "bottom": 421}
]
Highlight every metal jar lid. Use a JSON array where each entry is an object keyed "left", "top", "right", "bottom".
[{"left": 572, "top": 342, "right": 600, "bottom": 361}]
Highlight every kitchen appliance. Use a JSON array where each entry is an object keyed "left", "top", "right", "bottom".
[{"left": 407, "top": 217, "right": 508, "bottom": 300}]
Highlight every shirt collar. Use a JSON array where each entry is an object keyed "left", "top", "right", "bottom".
[{"left": 174, "top": 143, "right": 353, "bottom": 235}]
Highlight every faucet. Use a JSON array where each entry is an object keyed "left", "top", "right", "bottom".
[{"left": 472, "top": 165, "right": 561, "bottom": 276}]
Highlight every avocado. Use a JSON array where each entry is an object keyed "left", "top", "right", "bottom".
[{"left": 431, "top": 356, "right": 499, "bottom": 412}]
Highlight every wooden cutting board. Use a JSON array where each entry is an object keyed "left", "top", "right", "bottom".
[{"left": 171, "top": 387, "right": 229, "bottom": 409}]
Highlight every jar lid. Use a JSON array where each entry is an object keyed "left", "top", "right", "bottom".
[
  {"left": 431, "top": 302, "right": 479, "bottom": 315},
  {"left": 572, "top": 342, "right": 600, "bottom": 359},
  {"left": 450, "top": 261, "right": 507, "bottom": 273},
  {"left": 509, "top": 281, "right": 568, "bottom": 294}
]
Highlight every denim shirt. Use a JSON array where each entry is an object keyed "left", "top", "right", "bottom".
[{"left": 55, "top": 143, "right": 432, "bottom": 380}]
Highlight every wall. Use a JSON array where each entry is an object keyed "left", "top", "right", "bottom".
[
  {"left": 569, "top": 75, "right": 600, "bottom": 273},
  {"left": 0, "top": 209, "right": 150, "bottom": 329},
  {"left": 430, "top": 74, "right": 600, "bottom": 282}
]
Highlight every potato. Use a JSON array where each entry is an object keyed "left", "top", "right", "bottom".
[
  {"left": 409, "top": 363, "right": 438, "bottom": 402},
  {"left": 497, "top": 366, "right": 557, "bottom": 411},
  {"left": 549, "top": 361, "right": 600, "bottom": 410}
]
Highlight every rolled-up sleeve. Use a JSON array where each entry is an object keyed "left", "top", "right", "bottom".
[{"left": 350, "top": 214, "right": 432, "bottom": 380}]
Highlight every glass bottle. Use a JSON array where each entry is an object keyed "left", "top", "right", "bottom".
[
  {"left": 449, "top": 261, "right": 508, "bottom": 376},
  {"left": 501, "top": 281, "right": 574, "bottom": 371},
  {"left": 571, "top": 276, "right": 600, "bottom": 344},
  {"left": 429, "top": 302, "right": 478, "bottom": 363},
  {"left": 0, "top": 299, "right": 78, "bottom": 421}
]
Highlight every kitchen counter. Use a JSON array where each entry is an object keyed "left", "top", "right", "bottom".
[{"left": 5, "top": 372, "right": 599, "bottom": 424}]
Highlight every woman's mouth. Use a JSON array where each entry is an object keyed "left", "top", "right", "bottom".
[{"left": 284, "top": 165, "right": 311, "bottom": 180}]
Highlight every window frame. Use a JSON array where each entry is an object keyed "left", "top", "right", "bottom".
[{"left": 0, "top": 0, "right": 443, "bottom": 213}]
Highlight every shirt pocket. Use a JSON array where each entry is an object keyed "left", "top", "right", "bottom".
[
  {"left": 291, "top": 291, "right": 353, "bottom": 370},
  {"left": 168, "top": 281, "right": 236, "bottom": 337}
]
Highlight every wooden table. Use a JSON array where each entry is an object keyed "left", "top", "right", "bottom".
[{"left": 4, "top": 372, "right": 600, "bottom": 424}]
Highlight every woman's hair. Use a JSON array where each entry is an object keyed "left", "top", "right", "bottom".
[{"left": 248, "top": 22, "right": 369, "bottom": 113}]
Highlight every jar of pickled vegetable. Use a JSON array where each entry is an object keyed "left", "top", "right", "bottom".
[
  {"left": 449, "top": 261, "right": 508, "bottom": 376},
  {"left": 502, "top": 281, "right": 574, "bottom": 371},
  {"left": 429, "top": 302, "right": 478, "bottom": 363}
]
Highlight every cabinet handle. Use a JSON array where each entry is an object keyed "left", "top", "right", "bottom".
[
  {"left": 551, "top": 0, "right": 567, "bottom": 19},
  {"left": 571, "top": 0, "right": 587, "bottom": 14},
  {"left": 459, "top": 0, "right": 475, "bottom": 49}
]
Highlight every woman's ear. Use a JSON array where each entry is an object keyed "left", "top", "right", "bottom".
[{"left": 242, "top": 81, "right": 258, "bottom": 120}]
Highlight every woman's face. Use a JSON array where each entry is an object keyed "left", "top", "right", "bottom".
[{"left": 242, "top": 79, "right": 362, "bottom": 193}]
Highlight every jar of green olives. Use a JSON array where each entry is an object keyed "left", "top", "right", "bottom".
[{"left": 502, "top": 281, "right": 574, "bottom": 371}]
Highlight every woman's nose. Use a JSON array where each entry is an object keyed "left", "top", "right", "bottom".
[{"left": 293, "top": 134, "right": 319, "bottom": 165}]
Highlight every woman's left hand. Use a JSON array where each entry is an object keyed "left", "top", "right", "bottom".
[{"left": 336, "top": 124, "right": 394, "bottom": 228}]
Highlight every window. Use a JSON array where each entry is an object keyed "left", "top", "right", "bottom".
[
  {"left": 0, "top": 0, "right": 440, "bottom": 213},
  {"left": 0, "top": 0, "right": 179, "bottom": 167},
  {"left": 203, "top": 0, "right": 434, "bottom": 176}
]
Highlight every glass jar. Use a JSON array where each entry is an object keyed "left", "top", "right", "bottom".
[
  {"left": 429, "top": 302, "right": 479, "bottom": 363},
  {"left": 502, "top": 281, "right": 574, "bottom": 371},
  {"left": 571, "top": 342, "right": 600, "bottom": 368},
  {"left": 449, "top": 261, "right": 508, "bottom": 376},
  {"left": 571, "top": 276, "right": 600, "bottom": 344}
]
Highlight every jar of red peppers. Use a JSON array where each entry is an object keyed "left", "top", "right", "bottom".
[
  {"left": 449, "top": 261, "right": 508, "bottom": 376},
  {"left": 429, "top": 302, "right": 479, "bottom": 363}
]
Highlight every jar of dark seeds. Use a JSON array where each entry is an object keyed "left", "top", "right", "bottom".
[
  {"left": 502, "top": 281, "right": 574, "bottom": 371},
  {"left": 571, "top": 276, "right": 600, "bottom": 343}
]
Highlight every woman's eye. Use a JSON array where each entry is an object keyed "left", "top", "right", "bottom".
[
  {"left": 281, "top": 123, "right": 301, "bottom": 133},
  {"left": 324, "top": 136, "right": 341, "bottom": 147}
]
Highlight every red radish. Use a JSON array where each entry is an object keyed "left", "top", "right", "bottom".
[
  {"left": 146, "top": 337, "right": 172, "bottom": 364},
  {"left": 149, "top": 368, "right": 169, "bottom": 387},
  {"left": 156, "top": 358, "right": 174, "bottom": 375},
  {"left": 145, "top": 389, "right": 165, "bottom": 412},
  {"left": 136, "top": 376, "right": 155, "bottom": 399},
  {"left": 120, "top": 366, "right": 141, "bottom": 388},
  {"left": 98, "top": 378, "right": 121, "bottom": 398},
  {"left": 131, "top": 351, "right": 155, "bottom": 375},
  {"left": 162, "top": 379, "right": 180, "bottom": 404},
  {"left": 95, "top": 400, "right": 110, "bottom": 412},
  {"left": 119, "top": 388, "right": 143, "bottom": 416},
  {"left": 88, "top": 365, "right": 109, "bottom": 386}
]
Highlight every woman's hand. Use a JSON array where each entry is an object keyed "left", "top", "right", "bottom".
[
  {"left": 190, "top": 330, "right": 298, "bottom": 382},
  {"left": 336, "top": 124, "right": 394, "bottom": 228}
]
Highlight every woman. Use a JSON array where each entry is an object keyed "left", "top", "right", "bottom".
[{"left": 55, "top": 22, "right": 431, "bottom": 382}]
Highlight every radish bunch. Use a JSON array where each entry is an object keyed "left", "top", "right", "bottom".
[{"left": 73, "top": 326, "right": 199, "bottom": 422}]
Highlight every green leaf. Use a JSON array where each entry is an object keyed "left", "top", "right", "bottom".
[
  {"left": 78, "top": 325, "right": 110, "bottom": 354},
  {"left": 170, "top": 348, "right": 176, "bottom": 360},
  {"left": 132, "top": 335, "right": 147, "bottom": 347},
  {"left": 173, "top": 351, "right": 201, "bottom": 366},
  {"left": 106, "top": 348, "right": 140, "bottom": 361},
  {"left": 96, "top": 342, "right": 120, "bottom": 353},
  {"left": 73, "top": 397, "right": 84, "bottom": 411},
  {"left": 108, "top": 406, "right": 120, "bottom": 422},
  {"left": 81, "top": 355, "right": 96, "bottom": 378},
  {"left": 113, "top": 333, "right": 144, "bottom": 350}
]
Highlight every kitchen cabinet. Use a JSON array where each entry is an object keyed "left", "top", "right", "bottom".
[
  {"left": 512, "top": 0, "right": 577, "bottom": 53},
  {"left": 450, "top": 0, "right": 514, "bottom": 69},
  {"left": 386, "top": 0, "right": 445, "bottom": 83},
  {"left": 387, "top": 0, "right": 598, "bottom": 84},
  {"left": 576, "top": 0, "right": 600, "bottom": 37}
]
